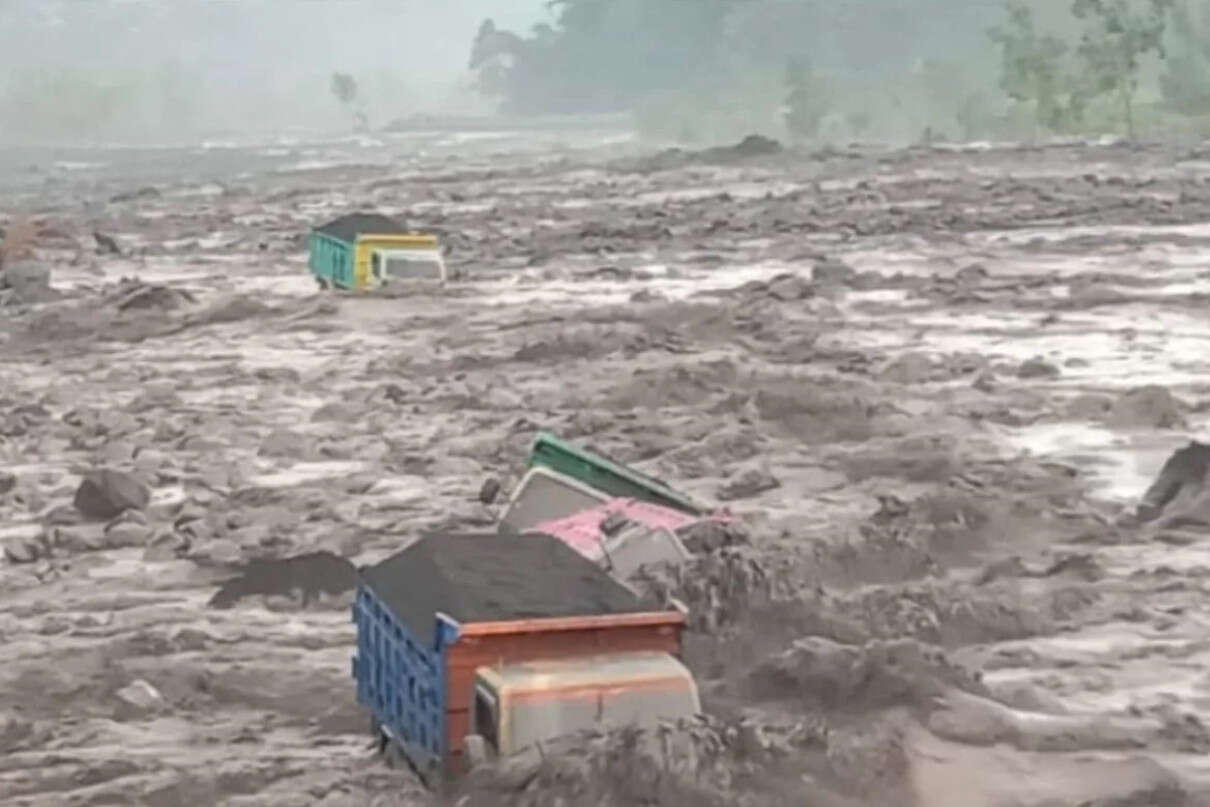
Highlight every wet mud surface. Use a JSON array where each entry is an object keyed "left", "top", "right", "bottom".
[{"left": 4, "top": 132, "right": 1210, "bottom": 805}]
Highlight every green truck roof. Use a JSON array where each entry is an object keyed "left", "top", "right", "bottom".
[{"left": 527, "top": 431, "right": 703, "bottom": 516}]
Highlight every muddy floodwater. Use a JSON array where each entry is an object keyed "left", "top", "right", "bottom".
[{"left": 4, "top": 129, "right": 1210, "bottom": 806}]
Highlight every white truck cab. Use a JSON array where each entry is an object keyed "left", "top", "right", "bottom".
[
  {"left": 369, "top": 245, "right": 448, "bottom": 287},
  {"left": 463, "top": 650, "right": 701, "bottom": 767}
]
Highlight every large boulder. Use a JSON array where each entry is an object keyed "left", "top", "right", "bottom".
[
  {"left": 73, "top": 469, "right": 151, "bottom": 520},
  {"left": 1137, "top": 441, "right": 1210, "bottom": 524}
]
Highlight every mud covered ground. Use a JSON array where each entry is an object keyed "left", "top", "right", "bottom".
[{"left": 4, "top": 130, "right": 1210, "bottom": 806}]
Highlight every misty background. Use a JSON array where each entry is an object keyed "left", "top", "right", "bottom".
[
  {"left": 1, "top": 0, "right": 1208, "bottom": 146},
  {"left": 0, "top": 0, "right": 544, "bottom": 144}
]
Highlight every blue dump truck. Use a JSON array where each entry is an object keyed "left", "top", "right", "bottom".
[{"left": 351, "top": 531, "right": 700, "bottom": 784}]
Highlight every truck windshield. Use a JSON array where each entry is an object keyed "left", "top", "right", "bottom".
[
  {"left": 498, "top": 470, "right": 609, "bottom": 533},
  {"left": 377, "top": 249, "right": 444, "bottom": 280}
]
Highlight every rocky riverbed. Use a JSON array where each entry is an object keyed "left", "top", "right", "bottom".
[{"left": 3, "top": 130, "right": 1210, "bottom": 806}]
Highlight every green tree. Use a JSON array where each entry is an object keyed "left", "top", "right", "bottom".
[
  {"left": 330, "top": 72, "right": 368, "bottom": 131},
  {"left": 988, "top": 0, "right": 1080, "bottom": 137},
  {"left": 1158, "top": 0, "right": 1210, "bottom": 114},
  {"left": 782, "top": 59, "right": 827, "bottom": 141},
  {"left": 1070, "top": 0, "right": 1174, "bottom": 139}
]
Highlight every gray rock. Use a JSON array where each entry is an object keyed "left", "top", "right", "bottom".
[
  {"left": 104, "top": 521, "right": 154, "bottom": 548},
  {"left": 73, "top": 469, "right": 151, "bottom": 520},
  {"left": 880, "top": 352, "right": 935, "bottom": 384},
  {"left": 478, "top": 477, "right": 501, "bottom": 505},
  {"left": 765, "top": 273, "right": 813, "bottom": 301},
  {"left": 813, "top": 259, "right": 857, "bottom": 286},
  {"left": 1108, "top": 385, "right": 1185, "bottom": 429},
  {"left": 1065, "top": 392, "right": 1113, "bottom": 419},
  {"left": 114, "top": 679, "right": 167, "bottom": 716},
  {"left": 718, "top": 468, "right": 780, "bottom": 501},
  {"left": 258, "top": 428, "right": 312, "bottom": 459},
  {"left": 0, "top": 471, "right": 15, "bottom": 495},
  {"left": 3, "top": 535, "right": 42, "bottom": 564},
  {"left": 142, "top": 530, "right": 189, "bottom": 562},
  {"left": 0, "top": 259, "right": 54, "bottom": 303},
  {"left": 1016, "top": 357, "right": 1061, "bottom": 380}
]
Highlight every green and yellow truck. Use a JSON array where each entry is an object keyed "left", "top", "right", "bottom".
[{"left": 308, "top": 212, "right": 447, "bottom": 290}]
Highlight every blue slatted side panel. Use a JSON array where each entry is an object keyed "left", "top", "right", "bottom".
[{"left": 352, "top": 584, "right": 446, "bottom": 767}]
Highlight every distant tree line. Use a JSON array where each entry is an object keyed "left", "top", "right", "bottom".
[{"left": 468, "top": 0, "right": 1210, "bottom": 143}]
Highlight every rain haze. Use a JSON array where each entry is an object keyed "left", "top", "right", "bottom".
[
  {"left": 5, "top": 2, "right": 1210, "bottom": 807},
  {"left": 0, "top": 0, "right": 546, "bottom": 144}
]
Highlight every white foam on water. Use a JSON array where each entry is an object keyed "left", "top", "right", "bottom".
[{"left": 245, "top": 460, "right": 366, "bottom": 489}]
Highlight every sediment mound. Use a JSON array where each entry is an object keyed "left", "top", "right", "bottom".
[
  {"left": 699, "top": 134, "right": 784, "bottom": 162},
  {"left": 208, "top": 550, "right": 358, "bottom": 609},
  {"left": 745, "top": 636, "right": 987, "bottom": 712},
  {"left": 452, "top": 715, "right": 833, "bottom": 807},
  {"left": 13, "top": 282, "right": 336, "bottom": 348}
]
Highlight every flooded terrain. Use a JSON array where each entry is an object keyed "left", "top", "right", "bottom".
[{"left": 4, "top": 129, "right": 1210, "bottom": 806}]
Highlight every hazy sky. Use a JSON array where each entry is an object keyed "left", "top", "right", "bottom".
[
  {"left": 0, "top": 0, "right": 549, "bottom": 137},
  {"left": 1, "top": 0, "right": 545, "bottom": 74}
]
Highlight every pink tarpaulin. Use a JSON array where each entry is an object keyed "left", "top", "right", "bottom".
[{"left": 533, "top": 497, "right": 729, "bottom": 560}]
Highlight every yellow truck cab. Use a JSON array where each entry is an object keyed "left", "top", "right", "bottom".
[{"left": 463, "top": 650, "right": 701, "bottom": 765}]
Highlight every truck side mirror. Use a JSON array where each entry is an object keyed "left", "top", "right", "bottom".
[{"left": 464, "top": 733, "right": 489, "bottom": 768}]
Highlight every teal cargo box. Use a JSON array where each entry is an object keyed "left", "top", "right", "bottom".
[{"left": 527, "top": 432, "right": 704, "bottom": 516}]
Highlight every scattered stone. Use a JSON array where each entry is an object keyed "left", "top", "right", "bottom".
[
  {"left": 972, "top": 370, "right": 997, "bottom": 392},
  {"left": 53, "top": 524, "right": 108, "bottom": 552},
  {"left": 103, "top": 520, "right": 155, "bottom": 548},
  {"left": 73, "top": 468, "right": 151, "bottom": 520},
  {"left": 880, "top": 352, "right": 936, "bottom": 384},
  {"left": 1016, "top": 357, "right": 1060, "bottom": 380},
  {"left": 478, "top": 477, "right": 501, "bottom": 505},
  {"left": 1108, "top": 385, "right": 1185, "bottom": 429},
  {"left": 813, "top": 259, "right": 857, "bottom": 286},
  {"left": 258, "top": 428, "right": 313, "bottom": 460},
  {"left": 115, "top": 679, "right": 167, "bottom": 715},
  {"left": 1066, "top": 392, "right": 1113, "bottom": 419},
  {"left": 143, "top": 530, "right": 189, "bottom": 562},
  {"left": 112, "top": 281, "right": 196, "bottom": 312},
  {"left": 718, "top": 468, "right": 781, "bottom": 501},
  {"left": 955, "top": 263, "right": 989, "bottom": 283},
  {"left": 0, "top": 259, "right": 55, "bottom": 303},
  {"left": 0, "top": 471, "right": 16, "bottom": 495},
  {"left": 765, "top": 273, "right": 814, "bottom": 301},
  {"left": 93, "top": 231, "right": 122, "bottom": 256},
  {"left": 3, "top": 535, "right": 42, "bottom": 564}
]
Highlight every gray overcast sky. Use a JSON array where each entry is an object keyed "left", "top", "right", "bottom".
[
  {"left": 0, "top": 0, "right": 550, "bottom": 137},
  {"left": 0, "top": 0, "right": 545, "bottom": 74}
]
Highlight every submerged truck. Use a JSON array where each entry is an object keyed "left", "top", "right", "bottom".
[
  {"left": 308, "top": 211, "right": 447, "bottom": 290},
  {"left": 352, "top": 531, "right": 700, "bottom": 784}
]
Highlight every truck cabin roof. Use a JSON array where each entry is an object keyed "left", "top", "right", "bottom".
[
  {"left": 314, "top": 212, "right": 411, "bottom": 244},
  {"left": 358, "top": 531, "right": 659, "bottom": 645}
]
